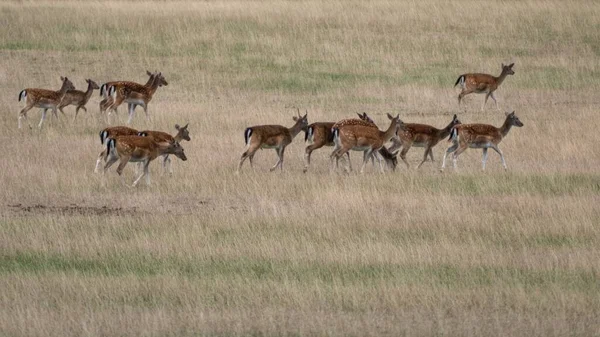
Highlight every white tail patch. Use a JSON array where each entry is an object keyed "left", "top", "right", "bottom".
[
  {"left": 100, "top": 84, "right": 107, "bottom": 97},
  {"left": 100, "top": 130, "right": 109, "bottom": 145},
  {"left": 18, "top": 90, "right": 27, "bottom": 102}
]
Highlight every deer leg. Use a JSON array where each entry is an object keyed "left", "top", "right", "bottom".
[
  {"left": 95, "top": 150, "right": 107, "bottom": 173},
  {"left": 374, "top": 149, "right": 385, "bottom": 173},
  {"left": 440, "top": 144, "right": 458, "bottom": 171},
  {"left": 270, "top": 147, "right": 285, "bottom": 172},
  {"left": 18, "top": 105, "right": 34, "bottom": 129},
  {"left": 141, "top": 102, "right": 150, "bottom": 121},
  {"left": 238, "top": 145, "right": 258, "bottom": 172},
  {"left": 127, "top": 103, "right": 136, "bottom": 125},
  {"left": 417, "top": 146, "right": 432, "bottom": 169},
  {"left": 132, "top": 160, "right": 149, "bottom": 187},
  {"left": 400, "top": 144, "right": 411, "bottom": 169},
  {"left": 452, "top": 145, "right": 468, "bottom": 169},
  {"left": 115, "top": 156, "right": 131, "bottom": 186},
  {"left": 38, "top": 109, "right": 48, "bottom": 129},
  {"left": 103, "top": 154, "right": 119, "bottom": 173},
  {"left": 490, "top": 144, "right": 507, "bottom": 170},
  {"left": 345, "top": 152, "right": 352, "bottom": 171},
  {"left": 58, "top": 106, "right": 67, "bottom": 118},
  {"left": 74, "top": 106, "right": 81, "bottom": 121},
  {"left": 490, "top": 92, "right": 499, "bottom": 110},
  {"left": 360, "top": 149, "right": 373, "bottom": 174},
  {"left": 304, "top": 143, "right": 320, "bottom": 173},
  {"left": 482, "top": 93, "right": 491, "bottom": 111},
  {"left": 482, "top": 148, "right": 489, "bottom": 170}
]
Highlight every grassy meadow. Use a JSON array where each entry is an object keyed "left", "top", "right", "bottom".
[{"left": 1, "top": 0, "right": 600, "bottom": 336}]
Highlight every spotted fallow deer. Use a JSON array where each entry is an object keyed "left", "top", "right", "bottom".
[
  {"left": 304, "top": 113, "right": 397, "bottom": 172},
  {"left": 455, "top": 63, "right": 515, "bottom": 111},
  {"left": 441, "top": 111, "right": 523, "bottom": 171},
  {"left": 104, "top": 136, "right": 187, "bottom": 187},
  {"left": 110, "top": 72, "right": 168, "bottom": 125},
  {"left": 99, "top": 71, "right": 155, "bottom": 120},
  {"left": 138, "top": 124, "right": 191, "bottom": 175},
  {"left": 330, "top": 114, "right": 403, "bottom": 173},
  {"left": 18, "top": 76, "right": 75, "bottom": 129},
  {"left": 238, "top": 112, "right": 308, "bottom": 172},
  {"left": 389, "top": 114, "right": 461, "bottom": 169},
  {"left": 94, "top": 126, "right": 140, "bottom": 173},
  {"left": 57, "top": 79, "right": 100, "bottom": 121}
]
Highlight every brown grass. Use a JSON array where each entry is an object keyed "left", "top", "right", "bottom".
[{"left": 1, "top": 1, "right": 600, "bottom": 336}]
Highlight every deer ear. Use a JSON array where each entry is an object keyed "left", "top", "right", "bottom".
[
  {"left": 147, "top": 70, "right": 152, "bottom": 76},
  {"left": 453, "top": 114, "right": 457, "bottom": 120},
  {"left": 183, "top": 123, "right": 189, "bottom": 129},
  {"left": 292, "top": 116, "right": 299, "bottom": 121},
  {"left": 509, "top": 63, "right": 514, "bottom": 67},
  {"left": 501, "top": 63, "right": 505, "bottom": 68},
  {"left": 60, "top": 76, "right": 65, "bottom": 81},
  {"left": 175, "top": 124, "right": 180, "bottom": 130},
  {"left": 387, "top": 113, "right": 393, "bottom": 120}
]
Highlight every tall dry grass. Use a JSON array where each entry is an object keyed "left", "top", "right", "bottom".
[{"left": 0, "top": 1, "right": 599, "bottom": 336}]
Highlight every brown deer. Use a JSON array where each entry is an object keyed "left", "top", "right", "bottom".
[
  {"left": 455, "top": 63, "right": 514, "bottom": 111},
  {"left": 389, "top": 114, "right": 461, "bottom": 169},
  {"left": 138, "top": 124, "right": 191, "bottom": 174},
  {"left": 304, "top": 113, "right": 396, "bottom": 172},
  {"left": 94, "top": 126, "right": 140, "bottom": 173},
  {"left": 330, "top": 114, "right": 402, "bottom": 173},
  {"left": 441, "top": 111, "right": 523, "bottom": 171},
  {"left": 18, "top": 76, "right": 75, "bottom": 129},
  {"left": 57, "top": 79, "right": 100, "bottom": 121},
  {"left": 99, "top": 71, "right": 155, "bottom": 121},
  {"left": 104, "top": 136, "right": 187, "bottom": 187},
  {"left": 111, "top": 72, "right": 168, "bottom": 124},
  {"left": 238, "top": 112, "right": 308, "bottom": 172}
]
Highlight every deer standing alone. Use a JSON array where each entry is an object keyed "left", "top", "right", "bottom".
[
  {"left": 455, "top": 63, "right": 514, "bottom": 111},
  {"left": 330, "top": 114, "right": 402, "bottom": 173},
  {"left": 441, "top": 111, "right": 523, "bottom": 171},
  {"left": 138, "top": 124, "right": 191, "bottom": 175},
  {"left": 238, "top": 112, "right": 308, "bottom": 172},
  {"left": 18, "top": 76, "right": 75, "bottom": 129},
  {"left": 389, "top": 114, "right": 461, "bottom": 169},
  {"left": 57, "top": 79, "right": 100, "bottom": 121},
  {"left": 104, "top": 136, "right": 187, "bottom": 187}
]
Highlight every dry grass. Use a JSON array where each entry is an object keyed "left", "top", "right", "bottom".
[{"left": 1, "top": 1, "right": 600, "bottom": 336}]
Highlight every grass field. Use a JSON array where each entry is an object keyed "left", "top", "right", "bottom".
[{"left": 1, "top": 1, "right": 600, "bottom": 336}]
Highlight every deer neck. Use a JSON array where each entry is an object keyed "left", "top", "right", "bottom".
[
  {"left": 57, "top": 81, "right": 70, "bottom": 100},
  {"left": 380, "top": 121, "right": 398, "bottom": 142},
  {"left": 84, "top": 83, "right": 95, "bottom": 101},
  {"left": 495, "top": 69, "right": 510, "bottom": 86},
  {"left": 499, "top": 117, "right": 513, "bottom": 138},
  {"left": 146, "top": 77, "right": 161, "bottom": 97},
  {"left": 288, "top": 120, "right": 305, "bottom": 139},
  {"left": 437, "top": 120, "right": 455, "bottom": 139}
]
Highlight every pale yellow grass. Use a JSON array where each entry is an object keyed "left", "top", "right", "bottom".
[{"left": 0, "top": 1, "right": 599, "bottom": 336}]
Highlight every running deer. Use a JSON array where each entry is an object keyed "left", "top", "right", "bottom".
[
  {"left": 441, "top": 111, "right": 523, "bottom": 171},
  {"left": 18, "top": 76, "right": 75, "bottom": 129},
  {"left": 304, "top": 113, "right": 397, "bottom": 172},
  {"left": 104, "top": 136, "right": 187, "bottom": 187},
  {"left": 57, "top": 79, "right": 100, "bottom": 121},
  {"left": 389, "top": 114, "right": 461, "bottom": 169},
  {"left": 99, "top": 71, "right": 154, "bottom": 120},
  {"left": 330, "top": 114, "right": 402, "bottom": 173},
  {"left": 111, "top": 72, "right": 168, "bottom": 124},
  {"left": 94, "top": 126, "right": 139, "bottom": 173},
  {"left": 138, "top": 124, "right": 191, "bottom": 174},
  {"left": 455, "top": 63, "right": 515, "bottom": 111},
  {"left": 238, "top": 112, "right": 308, "bottom": 172}
]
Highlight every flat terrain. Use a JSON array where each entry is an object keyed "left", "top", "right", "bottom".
[{"left": 1, "top": 1, "right": 599, "bottom": 336}]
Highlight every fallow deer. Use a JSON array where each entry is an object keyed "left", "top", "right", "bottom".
[
  {"left": 389, "top": 114, "right": 461, "bottom": 169},
  {"left": 330, "top": 114, "right": 403, "bottom": 173},
  {"left": 99, "top": 71, "right": 154, "bottom": 120},
  {"left": 138, "top": 124, "right": 191, "bottom": 175},
  {"left": 57, "top": 79, "right": 100, "bottom": 121},
  {"left": 441, "top": 111, "right": 523, "bottom": 171},
  {"left": 111, "top": 72, "right": 168, "bottom": 124},
  {"left": 94, "top": 126, "right": 139, "bottom": 173},
  {"left": 304, "top": 113, "right": 396, "bottom": 172},
  {"left": 18, "top": 76, "right": 75, "bottom": 129},
  {"left": 238, "top": 112, "right": 308, "bottom": 172},
  {"left": 455, "top": 63, "right": 515, "bottom": 111},
  {"left": 104, "top": 136, "right": 187, "bottom": 187}
]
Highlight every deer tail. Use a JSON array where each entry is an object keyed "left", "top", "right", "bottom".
[
  {"left": 454, "top": 75, "right": 465, "bottom": 88},
  {"left": 448, "top": 127, "right": 459, "bottom": 142},
  {"left": 106, "top": 138, "right": 116, "bottom": 160},
  {"left": 305, "top": 126, "right": 314, "bottom": 143},
  {"left": 244, "top": 128, "right": 253, "bottom": 145},
  {"left": 100, "top": 130, "right": 109, "bottom": 145},
  {"left": 18, "top": 90, "right": 27, "bottom": 102}
]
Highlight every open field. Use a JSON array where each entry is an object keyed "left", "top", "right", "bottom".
[{"left": 1, "top": 1, "right": 600, "bottom": 336}]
